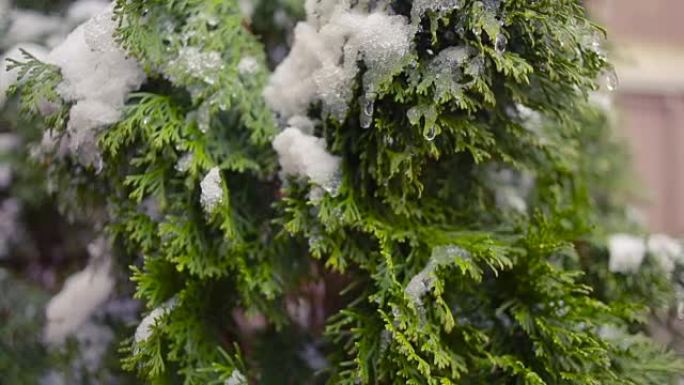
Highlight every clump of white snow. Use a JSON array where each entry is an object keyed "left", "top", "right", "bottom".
[
  {"left": 607, "top": 234, "right": 646, "bottom": 274},
  {"left": 44, "top": 251, "right": 114, "bottom": 344},
  {"left": 264, "top": 3, "right": 413, "bottom": 122},
  {"left": 287, "top": 115, "right": 316, "bottom": 135},
  {"left": 134, "top": 297, "right": 177, "bottom": 343},
  {"left": 272, "top": 124, "right": 341, "bottom": 194},
  {"left": 0, "top": 44, "right": 49, "bottom": 106},
  {"left": 647, "top": 234, "right": 683, "bottom": 274},
  {"left": 44, "top": 8, "right": 145, "bottom": 170},
  {"left": 200, "top": 167, "right": 224, "bottom": 212}
]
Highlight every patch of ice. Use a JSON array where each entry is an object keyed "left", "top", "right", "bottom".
[
  {"left": 265, "top": 5, "right": 413, "bottom": 123},
  {"left": 200, "top": 167, "right": 224, "bottom": 212}
]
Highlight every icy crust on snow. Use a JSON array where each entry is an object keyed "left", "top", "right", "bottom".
[
  {"left": 272, "top": 122, "right": 341, "bottom": 194},
  {"left": 264, "top": 1, "right": 414, "bottom": 122},
  {"left": 44, "top": 8, "right": 145, "bottom": 170},
  {"left": 0, "top": 1, "right": 109, "bottom": 107},
  {"left": 44, "top": 237, "right": 114, "bottom": 344}
]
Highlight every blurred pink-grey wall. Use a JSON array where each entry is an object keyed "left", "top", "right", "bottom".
[{"left": 591, "top": 0, "right": 684, "bottom": 236}]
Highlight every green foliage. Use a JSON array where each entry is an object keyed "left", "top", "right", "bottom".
[
  {"left": 8, "top": 0, "right": 684, "bottom": 384},
  {"left": 0, "top": 269, "right": 50, "bottom": 384}
]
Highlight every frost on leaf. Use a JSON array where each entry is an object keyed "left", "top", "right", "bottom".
[
  {"left": 45, "top": 8, "right": 145, "bottom": 170},
  {"left": 272, "top": 123, "right": 341, "bottom": 195},
  {"left": 607, "top": 234, "right": 646, "bottom": 274},
  {"left": 264, "top": 3, "right": 413, "bottom": 123},
  {"left": 200, "top": 167, "right": 224, "bottom": 213},
  {"left": 134, "top": 297, "right": 178, "bottom": 344},
  {"left": 405, "top": 245, "right": 470, "bottom": 308}
]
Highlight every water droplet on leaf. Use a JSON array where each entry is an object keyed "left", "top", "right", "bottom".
[
  {"left": 360, "top": 94, "right": 375, "bottom": 129},
  {"left": 384, "top": 134, "right": 395, "bottom": 147},
  {"left": 322, "top": 173, "right": 342, "bottom": 197},
  {"left": 424, "top": 126, "right": 437, "bottom": 141}
]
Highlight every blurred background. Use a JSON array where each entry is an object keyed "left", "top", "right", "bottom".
[
  {"left": 1, "top": 0, "right": 683, "bottom": 383},
  {"left": 590, "top": 0, "right": 684, "bottom": 236}
]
